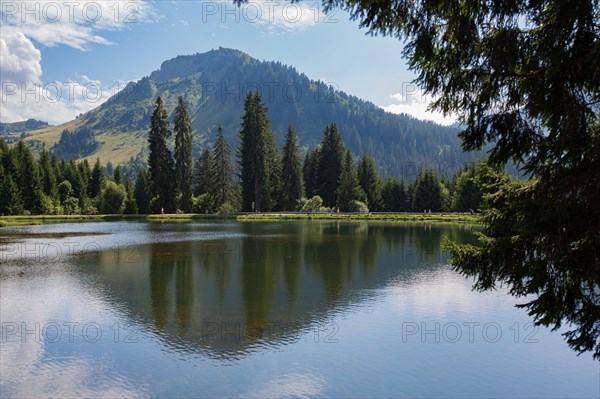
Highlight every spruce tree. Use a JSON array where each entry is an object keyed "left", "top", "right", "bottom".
[
  {"left": 412, "top": 169, "right": 442, "bottom": 212},
  {"left": 303, "top": 147, "right": 320, "bottom": 198},
  {"left": 193, "top": 148, "right": 212, "bottom": 196},
  {"left": 381, "top": 177, "right": 403, "bottom": 212},
  {"left": 113, "top": 165, "right": 121, "bottom": 184},
  {"left": 39, "top": 149, "right": 58, "bottom": 202},
  {"left": 15, "top": 141, "right": 44, "bottom": 214},
  {"left": 89, "top": 158, "right": 104, "bottom": 199},
  {"left": 134, "top": 169, "right": 151, "bottom": 214},
  {"left": 453, "top": 163, "right": 482, "bottom": 212},
  {"left": 238, "top": 91, "right": 275, "bottom": 212},
  {"left": 336, "top": 150, "right": 365, "bottom": 211},
  {"left": 357, "top": 154, "right": 381, "bottom": 211},
  {"left": 209, "top": 125, "right": 234, "bottom": 209},
  {"left": 280, "top": 125, "right": 305, "bottom": 210},
  {"left": 316, "top": 123, "right": 345, "bottom": 207},
  {"left": 0, "top": 174, "right": 23, "bottom": 215},
  {"left": 174, "top": 96, "right": 193, "bottom": 212},
  {"left": 148, "top": 96, "right": 176, "bottom": 213}
]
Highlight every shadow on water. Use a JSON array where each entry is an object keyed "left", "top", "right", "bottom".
[{"left": 80, "top": 221, "right": 477, "bottom": 360}]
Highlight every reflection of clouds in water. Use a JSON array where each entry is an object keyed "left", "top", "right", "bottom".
[
  {"left": 242, "top": 373, "right": 325, "bottom": 398},
  {"left": 0, "top": 273, "right": 143, "bottom": 398},
  {"left": 390, "top": 269, "right": 484, "bottom": 317},
  {"left": 6, "top": 358, "right": 143, "bottom": 399}
]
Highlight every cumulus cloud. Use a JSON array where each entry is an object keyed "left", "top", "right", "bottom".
[
  {"left": 381, "top": 86, "right": 457, "bottom": 126},
  {"left": 1, "top": 1, "right": 158, "bottom": 50},
  {"left": 1, "top": 73, "right": 125, "bottom": 124},
  {"left": 0, "top": 32, "right": 42, "bottom": 84},
  {"left": 0, "top": 1, "right": 157, "bottom": 123},
  {"left": 201, "top": 1, "right": 324, "bottom": 35}
]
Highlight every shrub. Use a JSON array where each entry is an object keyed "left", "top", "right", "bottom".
[
  {"left": 349, "top": 200, "right": 369, "bottom": 213},
  {"left": 193, "top": 193, "right": 213, "bottom": 214},
  {"left": 99, "top": 181, "right": 126, "bottom": 214}
]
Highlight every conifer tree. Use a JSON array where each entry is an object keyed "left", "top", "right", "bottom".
[
  {"left": 316, "top": 123, "right": 345, "bottom": 207},
  {"left": 357, "top": 154, "right": 381, "bottom": 211},
  {"left": 134, "top": 169, "right": 151, "bottom": 214},
  {"left": 39, "top": 149, "right": 58, "bottom": 202},
  {"left": 453, "top": 163, "right": 482, "bottom": 212},
  {"left": 238, "top": 91, "right": 276, "bottom": 212},
  {"left": 0, "top": 174, "right": 23, "bottom": 215},
  {"left": 193, "top": 149, "right": 212, "bottom": 196},
  {"left": 15, "top": 141, "right": 44, "bottom": 214},
  {"left": 303, "top": 147, "right": 320, "bottom": 198},
  {"left": 113, "top": 165, "right": 122, "bottom": 185},
  {"left": 209, "top": 125, "right": 234, "bottom": 209},
  {"left": 89, "top": 158, "right": 104, "bottom": 199},
  {"left": 412, "top": 169, "right": 442, "bottom": 212},
  {"left": 148, "top": 96, "right": 176, "bottom": 213},
  {"left": 336, "top": 150, "right": 365, "bottom": 211},
  {"left": 174, "top": 96, "right": 193, "bottom": 212},
  {"left": 280, "top": 125, "right": 305, "bottom": 210}
]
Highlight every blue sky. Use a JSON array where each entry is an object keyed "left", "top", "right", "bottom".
[{"left": 1, "top": 1, "right": 454, "bottom": 125}]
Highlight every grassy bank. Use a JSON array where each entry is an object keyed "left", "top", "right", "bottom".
[
  {"left": 236, "top": 212, "right": 479, "bottom": 223},
  {"left": 0, "top": 212, "right": 478, "bottom": 227}
]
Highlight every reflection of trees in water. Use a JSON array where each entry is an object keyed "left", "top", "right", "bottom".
[
  {"left": 98, "top": 222, "right": 475, "bottom": 358},
  {"left": 149, "top": 245, "right": 175, "bottom": 331}
]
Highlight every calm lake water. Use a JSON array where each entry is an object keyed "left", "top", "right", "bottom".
[{"left": 0, "top": 221, "right": 598, "bottom": 398}]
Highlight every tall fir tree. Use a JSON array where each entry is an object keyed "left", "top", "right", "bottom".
[
  {"left": 412, "top": 169, "right": 442, "bottom": 212},
  {"left": 113, "top": 165, "right": 122, "bottom": 184},
  {"left": 303, "top": 147, "right": 320, "bottom": 198},
  {"left": 15, "top": 141, "right": 44, "bottom": 214},
  {"left": 193, "top": 148, "right": 212, "bottom": 196},
  {"left": 238, "top": 91, "right": 276, "bottom": 212},
  {"left": 336, "top": 150, "right": 365, "bottom": 211},
  {"left": 174, "top": 96, "right": 194, "bottom": 212},
  {"left": 316, "top": 123, "right": 345, "bottom": 207},
  {"left": 280, "top": 125, "right": 305, "bottom": 210},
  {"left": 453, "top": 163, "right": 482, "bottom": 212},
  {"left": 209, "top": 125, "right": 234, "bottom": 209},
  {"left": 89, "top": 158, "right": 104, "bottom": 199},
  {"left": 0, "top": 174, "right": 24, "bottom": 215},
  {"left": 357, "top": 154, "right": 381, "bottom": 211},
  {"left": 148, "top": 96, "right": 176, "bottom": 213},
  {"left": 39, "top": 149, "right": 58, "bottom": 202},
  {"left": 134, "top": 169, "right": 152, "bottom": 214}
]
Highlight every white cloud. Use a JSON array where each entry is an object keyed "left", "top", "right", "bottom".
[
  {"left": 1, "top": 73, "right": 124, "bottom": 124},
  {"left": 381, "top": 87, "right": 457, "bottom": 126},
  {"left": 0, "top": 1, "right": 157, "bottom": 124},
  {"left": 201, "top": 1, "right": 322, "bottom": 35},
  {"left": 0, "top": 32, "right": 42, "bottom": 84},
  {"left": 1, "top": 1, "right": 158, "bottom": 50}
]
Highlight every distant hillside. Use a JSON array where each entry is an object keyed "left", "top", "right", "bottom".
[
  {"left": 1, "top": 119, "right": 49, "bottom": 134},
  {"left": 23, "top": 48, "right": 480, "bottom": 177}
]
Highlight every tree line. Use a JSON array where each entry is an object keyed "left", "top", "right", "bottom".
[{"left": 0, "top": 93, "right": 482, "bottom": 216}]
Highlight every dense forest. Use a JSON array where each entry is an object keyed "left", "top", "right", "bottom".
[{"left": 0, "top": 94, "right": 482, "bottom": 216}]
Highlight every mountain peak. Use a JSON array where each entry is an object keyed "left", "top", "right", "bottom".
[
  {"left": 149, "top": 48, "right": 256, "bottom": 83},
  {"left": 22, "top": 48, "right": 479, "bottom": 176}
]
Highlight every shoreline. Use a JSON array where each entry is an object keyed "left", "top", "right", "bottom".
[{"left": 0, "top": 212, "right": 479, "bottom": 227}]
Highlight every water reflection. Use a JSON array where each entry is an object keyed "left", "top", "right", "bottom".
[{"left": 82, "top": 222, "right": 476, "bottom": 358}]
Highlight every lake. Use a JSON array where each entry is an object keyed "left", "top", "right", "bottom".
[{"left": 0, "top": 221, "right": 598, "bottom": 398}]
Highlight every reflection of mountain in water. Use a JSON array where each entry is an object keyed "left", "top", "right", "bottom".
[{"left": 85, "top": 222, "right": 476, "bottom": 359}]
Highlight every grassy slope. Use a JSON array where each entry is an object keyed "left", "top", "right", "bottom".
[{"left": 23, "top": 123, "right": 147, "bottom": 165}]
